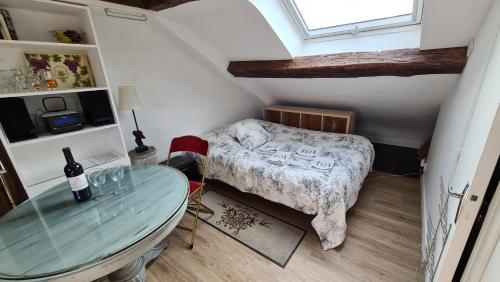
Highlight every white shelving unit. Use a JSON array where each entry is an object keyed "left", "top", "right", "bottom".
[
  {"left": 0, "top": 40, "right": 98, "bottom": 51},
  {"left": 0, "top": 86, "right": 108, "bottom": 98},
  {"left": 8, "top": 124, "right": 119, "bottom": 148},
  {"left": 0, "top": 0, "right": 130, "bottom": 198}
]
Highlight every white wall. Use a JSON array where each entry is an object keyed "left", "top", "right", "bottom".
[
  {"left": 420, "top": 0, "right": 493, "bottom": 49},
  {"left": 90, "top": 8, "right": 264, "bottom": 161},
  {"left": 422, "top": 0, "right": 500, "bottom": 278},
  {"left": 238, "top": 75, "right": 459, "bottom": 148},
  {"left": 159, "top": 0, "right": 292, "bottom": 60}
]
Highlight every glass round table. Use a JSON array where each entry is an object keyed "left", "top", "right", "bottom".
[{"left": 0, "top": 165, "right": 188, "bottom": 281}]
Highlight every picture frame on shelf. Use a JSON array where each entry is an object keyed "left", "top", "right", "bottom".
[{"left": 24, "top": 52, "right": 95, "bottom": 90}]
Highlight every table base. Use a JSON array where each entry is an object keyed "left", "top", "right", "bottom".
[{"left": 95, "top": 240, "right": 168, "bottom": 282}]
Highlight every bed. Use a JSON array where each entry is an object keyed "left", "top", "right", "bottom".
[{"left": 195, "top": 119, "right": 374, "bottom": 250}]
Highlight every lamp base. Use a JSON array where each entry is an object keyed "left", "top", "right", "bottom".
[{"left": 135, "top": 145, "right": 149, "bottom": 153}]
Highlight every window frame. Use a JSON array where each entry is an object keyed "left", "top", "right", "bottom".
[{"left": 282, "top": 0, "right": 423, "bottom": 40}]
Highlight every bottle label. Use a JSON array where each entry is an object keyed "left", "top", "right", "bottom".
[{"left": 67, "top": 174, "right": 89, "bottom": 192}]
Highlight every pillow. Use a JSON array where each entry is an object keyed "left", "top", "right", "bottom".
[{"left": 229, "top": 119, "right": 272, "bottom": 149}]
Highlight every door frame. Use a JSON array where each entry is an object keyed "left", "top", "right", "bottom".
[
  {"left": 459, "top": 169, "right": 499, "bottom": 281},
  {"left": 435, "top": 108, "right": 500, "bottom": 281}
]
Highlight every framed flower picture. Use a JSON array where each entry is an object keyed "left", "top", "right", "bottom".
[{"left": 24, "top": 52, "right": 95, "bottom": 89}]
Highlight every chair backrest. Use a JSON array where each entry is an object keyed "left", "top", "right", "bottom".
[{"left": 169, "top": 135, "right": 209, "bottom": 157}]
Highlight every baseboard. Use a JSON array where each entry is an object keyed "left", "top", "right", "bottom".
[{"left": 367, "top": 136, "right": 422, "bottom": 149}]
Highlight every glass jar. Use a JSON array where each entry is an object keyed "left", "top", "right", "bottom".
[
  {"left": 40, "top": 68, "right": 58, "bottom": 90},
  {"left": 28, "top": 71, "right": 42, "bottom": 91},
  {"left": 13, "top": 70, "right": 28, "bottom": 92},
  {"left": 0, "top": 70, "right": 15, "bottom": 94}
]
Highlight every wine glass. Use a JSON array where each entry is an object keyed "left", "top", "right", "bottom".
[
  {"left": 109, "top": 165, "right": 125, "bottom": 191},
  {"left": 88, "top": 169, "right": 106, "bottom": 200},
  {"left": 0, "top": 70, "right": 14, "bottom": 94},
  {"left": 13, "top": 70, "right": 28, "bottom": 92}
]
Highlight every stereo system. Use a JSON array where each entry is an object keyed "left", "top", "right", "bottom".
[
  {"left": 0, "top": 90, "right": 115, "bottom": 143},
  {"left": 78, "top": 90, "right": 115, "bottom": 126},
  {"left": 41, "top": 97, "right": 84, "bottom": 135}
]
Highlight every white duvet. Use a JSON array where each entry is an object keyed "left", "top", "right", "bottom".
[{"left": 197, "top": 119, "right": 375, "bottom": 250}]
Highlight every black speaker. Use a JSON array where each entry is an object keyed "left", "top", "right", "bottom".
[
  {"left": 0, "top": 98, "right": 37, "bottom": 142},
  {"left": 78, "top": 90, "right": 115, "bottom": 126}
]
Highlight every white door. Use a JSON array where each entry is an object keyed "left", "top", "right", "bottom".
[{"left": 434, "top": 27, "right": 500, "bottom": 281}]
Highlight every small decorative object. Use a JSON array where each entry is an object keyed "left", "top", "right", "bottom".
[
  {"left": 39, "top": 68, "right": 57, "bottom": 90},
  {"left": 28, "top": 70, "right": 42, "bottom": 91},
  {"left": 50, "top": 29, "right": 85, "bottom": 44},
  {"left": 118, "top": 86, "right": 149, "bottom": 153},
  {"left": 24, "top": 52, "right": 95, "bottom": 89}
]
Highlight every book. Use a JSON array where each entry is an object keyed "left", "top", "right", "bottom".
[
  {"left": 0, "top": 13, "right": 11, "bottom": 40},
  {"left": 0, "top": 9, "right": 17, "bottom": 40}
]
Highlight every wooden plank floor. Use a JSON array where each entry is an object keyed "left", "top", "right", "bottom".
[{"left": 147, "top": 171, "right": 421, "bottom": 282}]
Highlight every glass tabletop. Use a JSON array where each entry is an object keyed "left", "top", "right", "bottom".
[{"left": 0, "top": 165, "right": 188, "bottom": 280}]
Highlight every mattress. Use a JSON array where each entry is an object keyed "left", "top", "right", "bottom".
[{"left": 196, "top": 119, "right": 375, "bottom": 250}]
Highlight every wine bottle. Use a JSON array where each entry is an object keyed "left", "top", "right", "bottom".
[{"left": 63, "top": 147, "right": 92, "bottom": 202}]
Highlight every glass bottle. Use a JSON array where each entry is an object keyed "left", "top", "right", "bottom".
[
  {"left": 40, "top": 67, "right": 58, "bottom": 90},
  {"left": 28, "top": 71, "right": 42, "bottom": 91}
]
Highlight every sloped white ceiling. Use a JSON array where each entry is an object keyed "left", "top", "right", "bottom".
[
  {"left": 154, "top": 0, "right": 491, "bottom": 148},
  {"left": 420, "top": 0, "right": 493, "bottom": 49},
  {"left": 159, "top": 0, "right": 291, "bottom": 60}
]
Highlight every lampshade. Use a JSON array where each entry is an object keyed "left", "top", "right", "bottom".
[{"left": 118, "top": 86, "right": 143, "bottom": 111}]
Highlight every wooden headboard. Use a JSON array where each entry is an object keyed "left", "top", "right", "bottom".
[{"left": 263, "top": 105, "right": 356, "bottom": 134}]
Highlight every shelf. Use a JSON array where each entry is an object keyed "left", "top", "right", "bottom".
[
  {"left": 0, "top": 40, "right": 98, "bottom": 51},
  {"left": 281, "top": 112, "right": 300, "bottom": 127},
  {"left": 263, "top": 109, "right": 281, "bottom": 123},
  {"left": 263, "top": 105, "right": 356, "bottom": 134},
  {"left": 300, "top": 114, "right": 322, "bottom": 131},
  {"left": 25, "top": 153, "right": 128, "bottom": 188},
  {"left": 8, "top": 124, "right": 119, "bottom": 148},
  {"left": 0, "top": 0, "right": 87, "bottom": 15},
  {"left": 323, "top": 116, "right": 348, "bottom": 133},
  {"left": 0, "top": 87, "right": 108, "bottom": 98}
]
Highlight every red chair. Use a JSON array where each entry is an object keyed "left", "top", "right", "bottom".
[{"left": 167, "top": 135, "right": 214, "bottom": 249}]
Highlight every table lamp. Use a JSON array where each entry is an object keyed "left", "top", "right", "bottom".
[{"left": 118, "top": 86, "right": 149, "bottom": 153}]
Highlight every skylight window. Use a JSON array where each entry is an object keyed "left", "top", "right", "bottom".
[{"left": 284, "top": 0, "right": 422, "bottom": 39}]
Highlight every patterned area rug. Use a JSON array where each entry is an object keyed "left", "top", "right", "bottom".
[{"left": 188, "top": 191, "right": 306, "bottom": 268}]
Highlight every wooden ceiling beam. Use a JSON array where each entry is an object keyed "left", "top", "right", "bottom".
[
  {"left": 227, "top": 47, "right": 468, "bottom": 78},
  {"left": 99, "top": 0, "right": 196, "bottom": 11},
  {"left": 100, "top": 0, "right": 146, "bottom": 9},
  {"left": 145, "top": 0, "right": 197, "bottom": 11}
]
